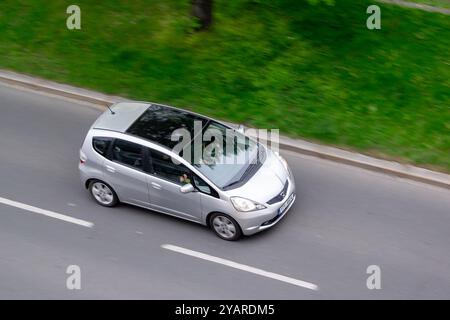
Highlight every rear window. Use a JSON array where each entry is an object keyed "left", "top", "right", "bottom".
[{"left": 92, "top": 137, "right": 112, "bottom": 156}]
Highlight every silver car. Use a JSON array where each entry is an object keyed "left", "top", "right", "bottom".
[{"left": 79, "top": 102, "right": 296, "bottom": 240}]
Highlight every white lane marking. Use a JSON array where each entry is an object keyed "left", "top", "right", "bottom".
[
  {"left": 161, "top": 244, "right": 318, "bottom": 291},
  {"left": 0, "top": 196, "right": 94, "bottom": 228}
]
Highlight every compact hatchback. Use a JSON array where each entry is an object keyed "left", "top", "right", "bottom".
[{"left": 79, "top": 102, "right": 296, "bottom": 240}]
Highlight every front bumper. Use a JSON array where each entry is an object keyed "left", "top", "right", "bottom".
[{"left": 237, "top": 177, "right": 296, "bottom": 236}]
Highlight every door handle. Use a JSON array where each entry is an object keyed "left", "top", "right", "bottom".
[
  {"left": 105, "top": 165, "right": 116, "bottom": 173},
  {"left": 151, "top": 182, "right": 161, "bottom": 190}
]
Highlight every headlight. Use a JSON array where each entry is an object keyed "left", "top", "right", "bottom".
[{"left": 230, "top": 197, "right": 266, "bottom": 212}]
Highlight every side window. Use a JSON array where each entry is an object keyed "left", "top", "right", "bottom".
[
  {"left": 192, "top": 175, "right": 215, "bottom": 196},
  {"left": 150, "top": 149, "right": 191, "bottom": 185},
  {"left": 92, "top": 137, "right": 112, "bottom": 157},
  {"left": 112, "top": 139, "right": 144, "bottom": 170},
  {"left": 193, "top": 175, "right": 219, "bottom": 198}
]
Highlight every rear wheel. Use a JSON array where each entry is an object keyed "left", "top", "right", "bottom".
[
  {"left": 89, "top": 180, "right": 118, "bottom": 207},
  {"left": 210, "top": 213, "right": 242, "bottom": 241}
]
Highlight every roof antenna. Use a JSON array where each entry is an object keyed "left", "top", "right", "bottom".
[{"left": 107, "top": 104, "right": 115, "bottom": 115}]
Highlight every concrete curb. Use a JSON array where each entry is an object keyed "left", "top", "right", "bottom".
[
  {"left": 377, "top": 0, "right": 450, "bottom": 15},
  {"left": 0, "top": 69, "right": 449, "bottom": 190},
  {"left": 0, "top": 70, "right": 126, "bottom": 106}
]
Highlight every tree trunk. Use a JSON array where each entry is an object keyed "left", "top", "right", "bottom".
[{"left": 192, "top": 0, "right": 213, "bottom": 30}]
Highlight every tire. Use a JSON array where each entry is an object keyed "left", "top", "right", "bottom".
[
  {"left": 89, "top": 180, "right": 118, "bottom": 207},
  {"left": 209, "top": 213, "right": 242, "bottom": 241}
]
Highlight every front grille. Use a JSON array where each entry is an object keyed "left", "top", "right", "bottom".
[{"left": 267, "top": 180, "right": 288, "bottom": 205}]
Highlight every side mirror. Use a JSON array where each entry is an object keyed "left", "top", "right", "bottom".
[{"left": 180, "top": 183, "right": 195, "bottom": 193}]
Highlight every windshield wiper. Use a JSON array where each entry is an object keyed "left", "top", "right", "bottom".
[
  {"left": 223, "top": 162, "right": 257, "bottom": 190},
  {"left": 222, "top": 179, "right": 241, "bottom": 190}
]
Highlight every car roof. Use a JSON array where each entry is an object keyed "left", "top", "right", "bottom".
[
  {"left": 126, "top": 103, "right": 209, "bottom": 149},
  {"left": 92, "top": 101, "right": 210, "bottom": 149},
  {"left": 92, "top": 102, "right": 150, "bottom": 133}
]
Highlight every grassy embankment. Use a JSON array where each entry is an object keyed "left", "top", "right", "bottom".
[{"left": 0, "top": 0, "right": 448, "bottom": 171}]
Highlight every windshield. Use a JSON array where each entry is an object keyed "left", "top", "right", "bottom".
[{"left": 191, "top": 122, "right": 264, "bottom": 189}]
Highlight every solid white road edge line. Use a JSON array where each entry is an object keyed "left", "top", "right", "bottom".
[
  {"left": 0, "top": 196, "right": 94, "bottom": 228},
  {"left": 161, "top": 244, "right": 319, "bottom": 291}
]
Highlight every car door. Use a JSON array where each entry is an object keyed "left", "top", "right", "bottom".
[
  {"left": 145, "top": 148, "right": 202, "bottom": 222},
  {"left": 103, "top": 139, "right": 151, "bottom": 207}
]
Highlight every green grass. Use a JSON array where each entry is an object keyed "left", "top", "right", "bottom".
[{"left": 0, "top": 0, "right": 449, "bottom": 171}]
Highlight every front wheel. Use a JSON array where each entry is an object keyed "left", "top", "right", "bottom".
[
  {"left": 210, "top": 213, "right": 242, "bottom": 241},
  {"left": 89, "top": 180, "right": 118, "bottom": 207}
]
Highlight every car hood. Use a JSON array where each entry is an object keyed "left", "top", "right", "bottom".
[{"left": 225, "top": 149, "right": 288, "bottom": 204}]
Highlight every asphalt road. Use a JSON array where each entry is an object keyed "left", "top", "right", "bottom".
[{"left": 0, "top": 83, "right": 449, "bottom": 299}]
